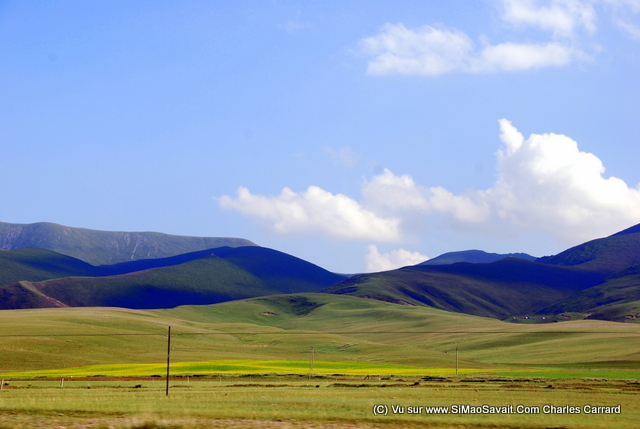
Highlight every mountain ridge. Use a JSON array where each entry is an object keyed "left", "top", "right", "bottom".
[
  {"left": 419, "top": 249, "right": 536, "bottom": 265},
  {"left": 0, "top": 221, "right": 256, "bottom": 265}
]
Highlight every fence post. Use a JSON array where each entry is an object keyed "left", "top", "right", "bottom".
[{"left": 166, "top": 326, "right": 171, "bottom": 396}]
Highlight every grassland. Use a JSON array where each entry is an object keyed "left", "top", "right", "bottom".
[
  {"left": 0, "top": 293, "right": 639, "bottom": 427},
  {"left": 0, "top": 376, "right": 639, "bottom": 428}
]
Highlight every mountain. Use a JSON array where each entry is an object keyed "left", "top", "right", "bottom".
[
  {"left": 321, "top": 222, "right": 640, "bottom": 321},
  {"left": 0, "top": 246, "right": 347, "bottom": 310},
  {"left": 323, "top": 258, "right": 606, "bottom": 319},
  {"left": 538, "top": 264, "right": 640, "bottom": 322},
  {"left": 419, "top": 249, "right": 536, "bottom": 265},
  {"left": 0, "top": 221, "right": 256, "bottom": 265},
  {"left": 537, "top": 222, "right": 640, "bottom": 275},
  {"left": 206, "top": 246, "right": 346, "bottom": 294},
  {"left": 0, "top": 247, "right": 102, "bottom": 286}
]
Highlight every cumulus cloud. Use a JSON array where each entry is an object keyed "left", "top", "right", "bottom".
[
  {"left": 365, "top": 244, "right": 429, "bottom": 272},
  {"left": 218, "top": 186, "right": 400, "bottom": 241},
  {"left": 360, "top": 120, "right": 640, "bottom": 243},
  {"left": 361, "top": 23, "right": 587, "bottom": 75},
  {"left": 218, "top": 120, "right": 640, "bottom": 248},
  {"left": 489, "top": 119, "right": 640, "bottom": 240}
]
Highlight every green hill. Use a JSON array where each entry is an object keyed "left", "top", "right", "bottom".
[
  {"left": 207, "top": 246, "right": 346, "bottom": 293},
  {"left": 323, "top": 259, "right": 606, "bottom": 319},
  {"left": 0, "top": 221, "right": 256, "bottom": 265},
  {"left": 538, "top": 265, "right": 640, "bottom": 322},
  {"left": 420, "top": 249, "right": 536, "bottom": 265},
  {"left": 537, "top": 222, "right": 640, "bottom": 274},
  {"left": 0, "top": 248, "right": 101, "bottom": 286},
  {"left": 0, "top": 294, "right": 638, "bottom": 374},
  {"left": 0, "top": 256, "right": 277, "bottom": 309},
  {"left": 0, "top": 246, "right": 346, "bottom": 310}
]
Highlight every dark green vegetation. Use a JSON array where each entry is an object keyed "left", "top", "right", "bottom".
[
  {"left": 420, "top": 249, "right": 536, "bottom": 265},
  {"left": 325, "top": 223, "right": 640, "bottom": 322},
  {"left": 537, "top": 223, "right": 640, "bottom": 275},
  {"left": 0, "top": 247, "right": 101, "bottom": 286},
  {"left": 324, "top": 258, "right": 607, "bottom": 319},
  {"left": 0, "top": 247, "right": 346, "bottom": 310},
  {"left": 539, "top": 264, "right": 640, "bottom": 322},
  {"left": 0, "top": 221, "right": 256, "bottom": 265},
  {"left": 1, "top": 221, "right": 639, "bottom": 322}
]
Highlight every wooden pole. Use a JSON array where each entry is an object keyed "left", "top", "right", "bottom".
[
  {"left": 455, "top": 347, "right": 458, "bottom": 376},
  {"left": 310, "top": 346, "right": 314, "bottom": 372},
  {"left": 166, "top": 326, "right": 171, "bottom": 396}
]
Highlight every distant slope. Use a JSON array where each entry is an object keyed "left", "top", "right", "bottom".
[
  {"left": 420, "top": 249, "right": 536, "bottom": 265},
  {"left": 0, "top": 248, "right": 101, "bottom": 287},
  {"left": 0, "top": 246, "right": 346, "bottom": 310},
  {"left": 0, "top": 221, "right": 256, "bottom": 265},
  {"left": 323, "top": 258, "right": 607, "bottom": 319},
  {"left": 99, "top": 246, "right": 347, "bottom": 290},
  {"left": 1, "top": 294, "right": 638, "bottom": 374},
  {"left": 537, "top": 222, "right": 640, "bottom": 275},
  {"left": 538, "top": 264, "right": 640, "bottom": 322},
  {"left": 207, "top": 247, "right": 347, "bottom": 293},
  {"left": 0, "top": 256, "right": 278, "bottom": 309}
]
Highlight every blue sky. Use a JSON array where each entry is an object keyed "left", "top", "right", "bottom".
[{"left": 2, "top": 0, "right": 639, "bottom": 273}]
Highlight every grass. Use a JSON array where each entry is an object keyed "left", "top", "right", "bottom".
[
  {"left": 0, "top": 359, "right": 498, "bottom": 378},
  {"left": 0, "top": 376, "right": 639, "bottom": 428},
  {"left": 0, "top": 294, "right": 639, "bottom": 427}
]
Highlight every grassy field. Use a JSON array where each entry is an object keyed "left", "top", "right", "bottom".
[
  {"left": 0, "top": 293, "right": 639, "bottom": 427},
  {"left": 0, "top": 376, "right": 639, "bottom": 428},
  {"left": 0, "top": 359, "right": 497, "bottom": 378}
]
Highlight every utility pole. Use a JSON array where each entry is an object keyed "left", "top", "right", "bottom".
[
  {"left": 455, "top": 347, "right": 459, "bottom": 376},
  {"left": 310, "top": 346, "right": 314, "bottom": 372},
  {"left": 166, "top": 326, "right": 171, "bottom": 396}
]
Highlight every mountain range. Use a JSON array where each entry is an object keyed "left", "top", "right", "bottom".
[
  {"left": 0, "top": 221, "right": 255, "bottom": 265},
  {"left": 1, "top": 220, "right": 639, "bottom": 323}
]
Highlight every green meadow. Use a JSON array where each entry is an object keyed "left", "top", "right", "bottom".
[
  {"left": 1, "top": 293, "right": 639, "bottom": 427},
  {"left": 0, "top": 359, "right": 496, "bottom": 378}
]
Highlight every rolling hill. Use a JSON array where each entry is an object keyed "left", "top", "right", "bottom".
[
  {"left": 0, "top": 247, "right": 102, "bottom": 286},
  {"left": 0, "top": 246, "right": 347, "bottom": 310},
  {"left": 323, "top": 258, "right": 607, "bottom": 319},
  {"left": 538, "top": 264, "right": 640, "bottom": 322},
  {"left": 0, "top": 221, "right": 256, "bottom": 265},
  {"left": 0, "top": 294, "right": 638, "bottom": 374},
  {"left": 420, "top": 249, "right": 536, "bottom": 265},
  {"left": 537, "top": 222, "right": 640, "bottom": 274}
]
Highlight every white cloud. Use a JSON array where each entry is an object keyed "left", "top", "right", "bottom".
[
  {"left": 218, "top": 121, "right": 640, "bottom": 248},
  {"left": 218, "top": 186, "right": 400, "bottom": 241},
  {"left": 471, "top": 42, "right": 586, "bottom": 71},
  {"left": 360, "top": 23, "right": 474, "bottom": 76},
  {"left": 490, "top": 119, "right": 640, "bottom": 240},
  {"left": 360, "top": 23, "right": 587, "bottom": 75},
  {"left": 365, "top": 244, "right": 429, "bottom": 272},
  {"left": 360, "top": 120, "right": 640, "bottom": 243},
  {"left": 601, "top": 0, "right": 640, "bottom": 39},
  {"left": 499, "top": 0, "right": 597, "bottom": 37}
]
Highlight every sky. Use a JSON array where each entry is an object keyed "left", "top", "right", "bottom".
[{"left": 1, "top": 0, "right": 639, "bottom": 273}]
